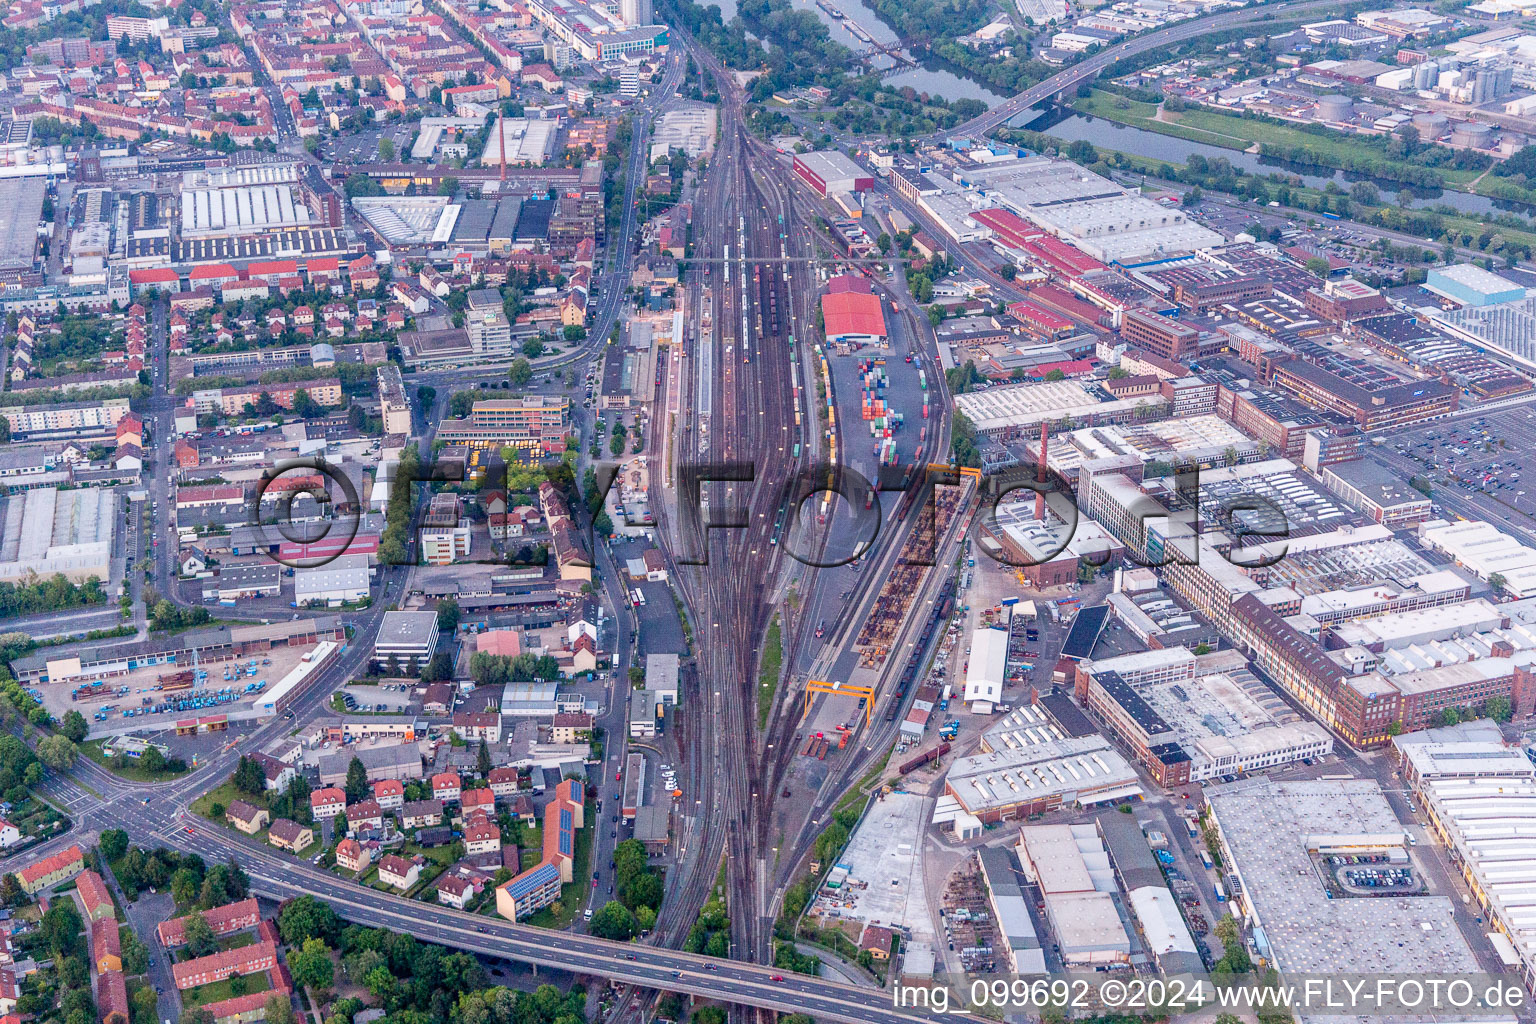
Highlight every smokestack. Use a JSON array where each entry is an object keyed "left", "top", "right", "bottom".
[{"left": 1034, "top": 421, "right": 1048, "bottom": 521}]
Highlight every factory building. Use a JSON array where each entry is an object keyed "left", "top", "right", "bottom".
[
  {"left": 1426, "top": 264, "right": 1526, "bottom": 307},
  {"left": 792, "top": 151, "right": 874, "bottom": 197}
]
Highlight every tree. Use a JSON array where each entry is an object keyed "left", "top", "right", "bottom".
[
  {"left": 589, "top": 901, "right": 637, "bottom": 941},
  {"left": 477, "top": 738, "right": 491, "bottom": 776},
  {"left": 183, "top": 913, "right": 219, "bottom": 958},
  {"left": 521, "top": 338, "right": 545, "bottom": 359},
  {"left": 378, "top": 138, "right": 395, "bottom": 162},
  {"left": 363, "top": 964, "right": 395, "bottom": 1000},
  {"left": 436, "top": 597, "right": 460, "bottom": 633},
  {"left": 289, "top": 937, "right": 335, "bottom": 991},
  {"left": 232, "top": 755, "right": 267, "bottom": 795},
  {"left": 278, "top": 895, "right": 341, "bottom": 946},
  {"left": 421, "top": 650, "right": 453, "bottom": 682},
  {"left": 171, "top": 867, "right": 200, "bottom": 907},
  {"left": 35, "top": 734, "right": 77, "bottom": 771},
  {"left": 998, "top": 263, "right": 1017, "bottom": 281},
  {"left": 509, "top": 358, "right": 533, "bottom": 386},
  {"left": 1484, "top": 694, "right": 1514, "bottom": 723},
  {"left": 99, "top": 828, "right": 129, "bottom": 862},
  {"left": 1489, "top": 572, "right": 1508, "bottom": 596},
  {"left": 1305, "top": 256, "right": 1332, "bottom": 279},
  {"left": 0, "top": 874, "right": 24, "bottom": 908},
  {"left": 59, "top": 709, "right": 88, "bottom": 742},
  {"left": 265, "top": 995, "right": 297, "bottom": 1024},
  {"left": 344, "top": 756, "right": 369, "bottom": 802},
  {"left": 180, "top": 1009, "right": 214, "bottom": 1024}
]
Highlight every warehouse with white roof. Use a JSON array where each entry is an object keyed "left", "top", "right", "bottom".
[
  {"left": 1419, "top": 518, "right": 1536, "bottom": 597},
  {"left": 962, "top": 625, "right": 1009, "bottom": 711},
  {"left": 1396, "top": 728, "right": 1536, "bottom": 991}
]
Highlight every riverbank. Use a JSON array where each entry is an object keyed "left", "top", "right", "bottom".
[{"left": 1072, "top": 89, "right": 1491, "bottom": 193}]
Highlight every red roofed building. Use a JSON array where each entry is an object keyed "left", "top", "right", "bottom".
[
  {"left": 171, "top": 941, "right": 277, "bottom": 990},
  {"left": 128, "top": 267, "right": 180, "bottom": 294},
  {"left": 1022, "top": 235, "right": 1106, "bottom": 278},
  {"left": 202, "top": 984, "right": 290, "bottom": 1024},
  {"left": 156, "top": 899, "right": 261, "bottom": 948},
  {"left": 96, "top": 969, "right": 128, "bottom": 1024},
  {"left": 310, "top": 787, "right": 346, "bottom": 818},
  {"left": 174, "top": 440, "right": 199, "bottom": 468},
  {"left": 17, "top": 844, "right": 85, "bottom": 894},
  {"left": 76, "top": 869, "right": 114, "bottom": 921},
  {"left": 245, "top": 259, "right": 299, "bottom": 283},
  {"left": 431, "top": 772, "right": 461, "bottom": 803},
  {"left": 189, "top": 264, "right": 240, "bottom": 289},
  {"left": 1007, "top": 299, "right": 1076, "bottom": 337},
  {"left": 971, "top": 207, "right": 1036, "bottom": 251},
  {"left": 461, "top": 787, "right": 495, "bottom": 818},
  {"left": 821, "top": 290, "right": 887, "bottom": 345}
]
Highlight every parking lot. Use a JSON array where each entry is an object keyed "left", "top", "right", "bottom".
[
  {"left": 325, "top": 123, "right": 416, "bottom": 164},
  {"left": 45, "top": 643, "right": 315, "bottom": 737}
]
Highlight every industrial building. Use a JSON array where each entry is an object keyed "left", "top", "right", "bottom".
[
  {"left": 943, "top": 735, "right": 1141, "bottom": 822},
  {"left": 480, "top": 118, "right": 559, "bottom": 167},
  {"left": 792, "top": 150, "right": 873, "bottom": 197},
  {"left": 1432, "top": 297, "right": 1536, "bottom": 375},
  {"left": 351, "top": 196, "right": 461, "bottom": 247},
  {"left": 1074, "top": 647, "right": 1334, "bottom": 785},
  {"left": 649, "top": 103, "right": 717, "bottom": 162},
  {"left": 949, "top": 155, "right": 1223, "bottom": 264},
  {"left": 961, "top": 626, "right": 1009, "bottom": 710},
  {"left": 1420, "top": 518, "right": 1536, "bottom": 598},
  {"left": 976, "top": 846, "right": 1047, "bottom": 973},
  {"left": 181, "top": 185, "right": 313, "bottom": 238},
  {"left": 1318, "top": 458, "right": 1434, "bottom": 526},
  {"left": 1206, "top": 778, "right": 1478, "bottom": 975},
  {"left": 1395, "top": 724, "right": 1536, "bottom": 990},
  {"left": 951, "top": 379, "right": 1166, "bottom": 439},
  {"left": 0, "top": 176, "right": 46, "bottom": 274},
  {"left": 1426, "top": 264, "right": 1526, "bottom": 307},
  {"left": 820, "top": 286, "right": 887, "bottom": 346},
  {"left": 293, "top": 554, "right": 372, "bottom": 605},
  {"left": 1015, "top": 824, "right": 1132, "bottom": 966},
  {"left": 0, "top": 486, "right": 116, "bottom": 584}
]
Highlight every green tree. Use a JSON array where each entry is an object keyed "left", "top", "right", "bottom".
[
  {"left": 436, "top": 597, "right": 460, "bottom": 632},
  {"left": 288, "top": 937, "right": 335, "bottom": 991},
  {"left": 1489, "top": 572, "right": 1508, "bottom": 596},
  {"left": 171, "top": 867, "right": 200, "bottom": 907},
  {"left": 35, "top": 734, "right": 77, "bottom": 771},
  {"left": 278, "top": 895, "right": 342, "bottom": 946},
  {"left": 477, "top": 738, "right": 491, "bottom": 776},
  {"left": 182, "top": 913, "right": 219, "bottom": 958},
  {"left": 521, "top": 338, "right": 545, "bottom": 359},
  {"left": 232, "top": 755, "right": 266, "bottom": 795},
  {"left": 589, "top": 901, "right": 638, "bottom": 941},
  {"left": 0, "top": 874, "right": 24, "bottom": 907},
  {"left": 99, "top": 829, "right": 129, "bottom": 862},
  {"left": 264, "top": 995, "right": 296, "bottom": 1024},
  {"left": 59, "top": 709, "right": 88, "bottom": 742},
  {"left": 1305, "top": 256, "right": 1332, "bottom": 279},
  {"left": 344, "top": 756, "right": 369, "bottom": 802},
  {"left": 378, "top": 138, "right": 395, "bottom": 161},
  {"left": 509, "top": 358, "right": 533, "bottom": 386}
]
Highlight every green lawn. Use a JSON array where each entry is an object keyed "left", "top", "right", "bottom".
[
  {"left": 180, "top": 971, "right": 271, "bottom": 1009},
  {"left": 1073, "top": 89, "right": 1483, "bottom": 188},
  {"left": 757, "top": 614, "right": 784, "bottom": 730},
  {"left": 523, "top": 813, "right": 593, "bottom": 930},
  {"left": 191, "top": 781, "right": 252, "bottom": 821},
  {"left": 80, "top": 740, "right": 189, "bottom": 783}
]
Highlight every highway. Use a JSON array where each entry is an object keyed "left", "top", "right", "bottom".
[{"left": 942, "top": 0, "right": 1349, "bottom": 138}]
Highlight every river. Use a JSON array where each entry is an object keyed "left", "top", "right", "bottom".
[
  {"left": 1039, "top": 110, "right": 1536, "bottom": 219},
  {"left": 709, "top": 0, "right": 1009, "bottom": 104}
]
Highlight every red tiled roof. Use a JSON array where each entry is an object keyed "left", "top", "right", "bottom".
[{"left": 821, "top": 291, "right": 887, "bottom": 339}]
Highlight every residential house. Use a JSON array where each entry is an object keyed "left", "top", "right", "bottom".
[
  {"left": 377, "top": 855, "right": 421, "bottom": 891},
  {"left": 310, "top": 788, "right": 346, "bottom": 819},
  {"left": 401, "top": 799, "right": 443, "bottom": 830},
  {"left": 267, "top": 819, "right": 313, "bottom": 852},
  {"left": 372, "top": 779, "right": 405, "bottom": 811},
  {"left": 335, "top": 838, "right": 371, "bottom": 873},
  {"left": 225, "top": 802, "right": 269, "bottom": 835},
  {"left": 431, "top": 772, "right": 461, "bottom": 803}
]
